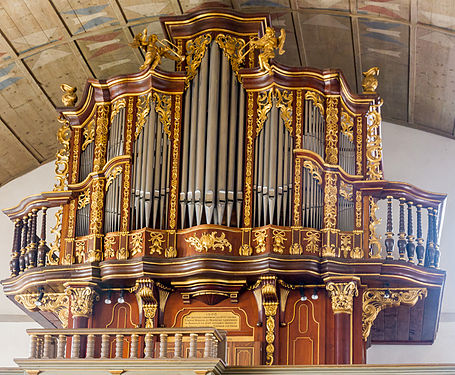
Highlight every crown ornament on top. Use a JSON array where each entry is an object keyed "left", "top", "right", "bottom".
[
  {"left": 362, "top": 67, "right": 380, "bottom": 94},
  {"left": 131, "top": 28, "right": 185, "bottom": 71}
]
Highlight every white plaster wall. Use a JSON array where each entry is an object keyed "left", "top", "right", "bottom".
[{"left": 0, "top": 122, "right": 454, "bottom": 365}]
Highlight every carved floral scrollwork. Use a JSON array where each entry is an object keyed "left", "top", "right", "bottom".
[
  {"left": 272, "top": 229, "right": 286, "bottom": 254},
  {"left": 369, "top": 196, "right": 382, "bottom": 258},
  {"left": 93, "top": 104, "right": 109, "bottom": 172},
  {"left": 339, "top": 180, "right": 353, "bottom": 201},
  {"left": 77, "top": 189, "right": 90, "bottom": 209},
  {"left": 54, "top": 115, "right": 71, "bottom": 191},
  {"left": 305, "top": 91, "right": 324, "bottom": 115},
  {"left": 305, "top": 230, "right": 320, "bottom": 253},
  {"left": 135, "top": 93, "right": 152, "bottom": 139},
  {"left": 81, "top": 119, "right": 95, "bottom": 151},
  {"left": 215, "top": 34, "right": 246, "bottom": 76},
  {"left": 340, "top": 111, "right": 354, "bottom": 142},
  {"left": 106, "top": 166, "right": 123, "bottom": 191},
  {"left": 185, "top": 232, "right": 232, "bottom": 253},
  {"left": 89, "top": 179, "right": 105, "bottom": 235},
  {"left": 303, "top": 160, "right": 322, "bottom": 185},
  {"left": 325, "top": 97, "right": 339, "bottom": 165},
  {"left": 149, "top": 232, "right": 164, "bottom": 255},
  {"left": 362, "top": 288, "right": 427, "bottom": 341},
  {"left": 257, "top": 88, "right": 293, "bottom": 135},
  {"left": 131, "top": 278, "right": 157, "bottom": 328},
  {"left": 254, "top": 229, "right": 268, "bottom": 254},
  {"left": 65, "top": 286, "right": 99, "bottom": 318},
  {"left": 153, "top": 92, "right": 172, "bottom": 136},
  {"left": 326, "top": 281, "right": 358, "bottom": 314},
  {"left": 323, "top": 172, "right": 338, "bottom": 229},
  {"left": 366, "top": 100, "right": 384, "bottom": 180},
  {"left": 185, "top": 34, "right": 212, "bottom": 89},
  {"left": 130, "top": 232, "right": 143, "bottom": 257},
  {"left": 104, "top": 235, "right": 116, "bottom": 258}
]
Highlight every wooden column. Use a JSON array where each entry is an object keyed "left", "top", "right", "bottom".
[{"left": 325, "top": 279, "right": 359, "bottom": 364}]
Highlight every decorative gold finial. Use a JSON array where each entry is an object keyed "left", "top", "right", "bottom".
[
  {"left": 362, "top": 67, "right": 379, "bottom": 94},
  {"left": 60, "top": 84, "right": 77, "bottom": 106},
  {"left": 239, "top": 27, "right": 286, "bottom": 74},
  {"left": 131, "top": 28, "right": 184, "bottom": 71}
]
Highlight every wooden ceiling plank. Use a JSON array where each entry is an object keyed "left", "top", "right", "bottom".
[
  {"left": 408, "top": 0, "right": 417, "bottom": 124},
  {"left": 291, "top": 11, "right": 308, "bottom": 67},
  {"left": 349, "top": 0, "right": 362, "bottom": 94},
  {"left": 47, "top": 0, "right": 95, "bottom": 79}
]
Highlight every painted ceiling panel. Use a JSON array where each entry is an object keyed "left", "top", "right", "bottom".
[
  {"left": 297, "top": 13, "right": 356, "bottom": 90},
  {"left": 23, "top": 45, "right": 89, "bottom": 107},
  {"left": 418, "top": 0, "right": 455, "bottom": 30},
  {"left": 118, "top": 0, "right": 180, "bottom": 20},
  {"left": 0, "top": 0, "right": 64, "bottom": 54},
  {"left": 357, "top": 0, "right": 410, "bottom": 22},
  {"left": 239, "top": 0, "right": 290, "bottom": 8},
  {"left": 296, "top": 0, "right": 349, "bottom": 12},
  {"left": 52, "top": 0, "right": 119, "bottom": 35},
  {"left": 358, "top": 18, "right": 408, "bottom": 122},
  {"left": 414, "top": 28, "right": 455, "bottom": 135},
  {"left": 77, "top": 29, "right": 141, "bottom": 78},
  {"left": 179, "top": 0, "right": 232, "bottom": 13}
]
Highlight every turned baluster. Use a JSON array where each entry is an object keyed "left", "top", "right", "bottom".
[
  {"left": 432, "top": 208, "right": 440, "bottom": 268},
  {"left": 385, "top": 196, "right": 394, "bottom": 259},
  {"left": 406, "top": 202, "right": 415, "bottom": 262},
  {"left": 24, "top": 213, "right": 33, "bottom": 268},
  {"left": 115, "top": 334, "right": 124, "bottom": 358},
  {"left": 425, "top": 208, "right": 435, "bottom": 267},
  {"left": 204, "top": 333, "right": 213, "bottom": 358},
  {"left": 397, "top": 198, "right": 407, "bottom": 260},
  {"left": 28, "top": 209, "right": 38, "bottom": 268},
  {"left": 144, "top": 333, "right": 154, "bottom": 358},
  {"left": 42, "top": 334, "right": 52, "bottom": 359},
  {"left": 416, "top": 205, "right": 425, "bottom": 266},
  {"left": 57, "top": 334, "right": 66, "bottom": 358},
  {"left": 19, "top": 216, "right": 29, "bottom": 273},
  {"left": 174, "top": 333, "right": 182, "bottom": 358},
  {"left": 189, "top": 333, "right": 198, "bottom": 358},
  {"left": 71, "top": 334, "right": 81, "bottom": 358},
  {"left": 130, "top": 334, "right": 138, "bottom": 358},
  {"left": 37, "top": 208, "right": 48, "bottom": 267},
  {"left": 10, "top": 219, "right": 22, "bottom": 276},
  {"left": 86, "top": 334, "right": 95, "bottom": 358},
  {"left": 159, "top": 333, "right": 168, "bottom": 358},
  {"left": 100, "top": 334, "right": 110, "bottom": 358},
  {"left": 29, "top": 334, "right": 38, "bottom": 359}
]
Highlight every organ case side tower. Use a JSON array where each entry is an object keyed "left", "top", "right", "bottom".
[{"left": 2, "top": 10, "right": 446, "bottom": 367}]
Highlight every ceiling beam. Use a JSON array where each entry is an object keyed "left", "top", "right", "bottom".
[
  {"left": 349, "top": 0, "right": 362, "bottom": 94},
  {"left": 408, "top": 0, "right": 417, "bottom": 124}
]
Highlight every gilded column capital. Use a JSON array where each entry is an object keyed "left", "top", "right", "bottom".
[
  {"left": 326, "top": 281, "right": 359, "bottom": 314},
  {"left": 65, "top": 286, "right": 99, "bottom": 318}
]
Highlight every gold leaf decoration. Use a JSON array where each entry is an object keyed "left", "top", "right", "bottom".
[
  {"left": 149, "top": 232, "right": 164, "bottom": 255},
  {"left": 185, "top": 232, "right": 232, "bottom": 253},
  {"left": 81, "top": 119, "right": 95, "bottom": 151},
  {"left": 185, "top": 34, "right": 212, "bottom": 89}
]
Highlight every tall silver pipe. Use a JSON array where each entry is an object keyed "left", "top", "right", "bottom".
[
  {"left": 187, "top": 77, "right": 199, "bottom": 227},
  {"left": 227, "top": 71, "right": 238, "bottom": 227}
]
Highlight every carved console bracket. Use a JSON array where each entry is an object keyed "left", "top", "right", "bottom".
[
  {"left": 362, "top": 288, "right": 427, "bottom": 341},
  {"left": 260, "top": 276, "right": 278, "bottom": 366},
  {"left": 15, "top": 292, "right": 70, "bottom": 328},
  {"left": 130, "top": 278, "right": 158, "bottom": 328},
  {"left": 326, "top": 280, "right": 359, "bottom": 314}
]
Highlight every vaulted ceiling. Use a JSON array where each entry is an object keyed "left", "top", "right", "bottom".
[{"left": 0, "top": 0, "right": 454, "bottom": 186}]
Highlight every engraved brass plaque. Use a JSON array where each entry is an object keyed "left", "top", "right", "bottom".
[{"left": 182, "top": 311, "right": 240, "bottom": 330}]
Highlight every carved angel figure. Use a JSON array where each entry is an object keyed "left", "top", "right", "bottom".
[
  {"left": 131, "top": 29, "right": 184, "bottom": 71},
  {"left": 246, "top": 27, "right": 286, "bottom": 73}
]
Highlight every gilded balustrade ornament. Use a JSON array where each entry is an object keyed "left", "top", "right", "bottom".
[
  {"left": 326, "top": 281, "right": 358, "bottom": 314},
  {"left": 325, "top": 97, "right": 339, "bottom": 165},
  {"left": 272, "top": 229, "right": 286, "bottom": 254},
  {"left": 60, "top": 84, "right": 77, "bottom": 106},
  {"left": 340, "top": 111, "right": 354, "bottom": 142},
  {"left": 131, "top": 29, "right": 184, "bottom": 71},
  {"left": 81, "top": 119, "right": 95, "bottom": 151},
  {"left": 185, "top": 232, "right": 232, "bottom": 253},
  {"left": 65, "top": 286, "right": 99, "bottom": 318},
  {"left": 149, "top": 232, "right": 164, "bottom": 255},
  {"left": 362, "top": 67, "right": 379, "bottom": 94},
  {"left": 215, "top": 34, "right": 246, "bottom": 76},
  {"left": 254, "top": 229, "right": 268, "bottom": 253},
  {"left": 130, "top": 232, "right": 143, "bottom": 257},
  {"left": 185, "top": 34, "right": 212, "bottom": 89},
  {"left": 106, "top": 166, "right": 123, "bottom": 191},
  {"left": 53, "top": 115, "right": 71, "bottom": 191},
  {"left": 362, "top": 288, "right": 427, "bottom": 341},
  {"left": 305, "top": 91, "right": 325, "bottom": 115},
  {"left": 15, "top": 292, "right": 70, "bottom": 328},
  {"left": 366, "top": 100, "right": 384, "bottom": 180},
  {"left": 305, "top": 230, "right": 320, "bottom": 253},
  {"left": 303, "top": 160, "right": 322, "bottom": 185},
  {"left": 369, "top": 197, "right": 382, "bottom": 258}
]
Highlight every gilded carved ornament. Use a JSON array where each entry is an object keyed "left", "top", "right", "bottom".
[
  {"left": 325, "top": 97, "right": 339, "bottom": 165},
  {"left": 77, "top": 188, "right": 90, "bottom": 210},
  {"left": 89, "top": 179, "right": 105, "bottom": 235},
  {"left": 243, "top": 92, "right": 254, "bottom": 227},
  {"left": 339, "top": 234, "right": 352, "bottom": 258},
  {"left": 362, "top": 288, "right": 427, "bottom": 341},
  {"left": 111, "top": 98, "right": 126, "bottom": 122},
  {"left": 260, "top": 276, "right": 278, "bottom": 366},
  {"left": 168, "top": 94, "right": 181, "bottom": 231},
  {"left": 339, "top": 180, "right": 353, "bottom": 201},
  {"left": 93, "top": 105, "right": 109, "bottom": 172},
  {"left": 185, "top": 34, "right": 212, "bottom": 89},
  {"left": 366, "top": 100, "right": 384, "bottom": 180},
  {"left": 257, "top": 88, "right": 293, "bottom": 135},
  {"left": 149, "top": 232, "right": 164, "bottom": 255},
  {"left": 305, "top": 91, "right": 324, "bottom": 115},
  {"left": 47, "top": 207, "right": 63, "bottom": 266},
  {"left": 53, "top": 115, "right": 71, "bottom": 191},
  {"left": 130, "top": 232, "right": 143, "bottom": 257},
  {"left": 369, "top": 196, "right": 382, "bottom": 258},
  {"left": 65, "top": 286, "right": 99, "bottom": 318},
  {"left": 356, "top": 116, "right": 363, "bottom": 175},
  {"left": 326, "top": 281, "right": 358, "bottom": 314},
  {"left": 15, "top": 292, "right": 70, "bottom": 328},
  {"left": 104, "top": 235, "right": 116, "bottom": 258},
  {"left": 185, "top": 232, "right": 232, "bottom": 253},
  {"left": 305, "top": 230, "right": 320, "bottom": 253},
  {"left": 362, "top": 67, "right": 379, "bottom": 94},
  {"left": 60, "top": 84, "right": 77, "bottom": 106},
  {"left": 272, "top": 229, "right": 286, "bottom": 254},
  {"left": 81, "top": 119, "right": 95, "bottom": 151},
  {"left": 215, "top": 34, "right": 246, "bottom": 77},
  {"left": 340, "top": 111, "right": 354, "bottom": 142},
  {"left": 74, "top": 240, "right": 86, "bottom": 263},
  {"left": 254, "top": 229, "right": 268, "bottom": 254},
  {"left": 303, "top": 160, "right": 322, "bottom": 185},
  {"left": 131, "top": 278, "right": 157, "bottom": 328},
  {"left": 323, "top": 172, "right": 338, "bottom": 229},
  {"left": 131, "top": 29, "right": 184, "bottom": 71},
  {"left": 135, "top": 93, "right": 152, "bottom": 139},
  {"left": 153, "top": 92, "right": 172, "bottom": 136},
  {"left": 106, "top": 166, "right": 123, "bottom": 191}
]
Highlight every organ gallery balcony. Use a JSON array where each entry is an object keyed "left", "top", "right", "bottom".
[{"left": 1, "top": 9, "right": 446, "bottom": 368}]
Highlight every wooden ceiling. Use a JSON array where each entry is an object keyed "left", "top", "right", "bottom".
[{"left": 0, "top": 0, "right": 454, "bottom": 186}]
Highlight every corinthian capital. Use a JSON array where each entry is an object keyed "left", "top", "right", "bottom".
[
  {"left": 65, "top": 286, "right": 99, "bottom": 318},
  {"left": 326, "top": 281, "right": 358, "bottom": 314}
]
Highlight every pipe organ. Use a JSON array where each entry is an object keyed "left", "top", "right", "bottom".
[{"left": 2, "top": 9, "right": 447, "bottom": 369}]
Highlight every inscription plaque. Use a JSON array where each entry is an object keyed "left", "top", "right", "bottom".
[{"left": 182, "top": 311, "right": 240, "bottom": 330}]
